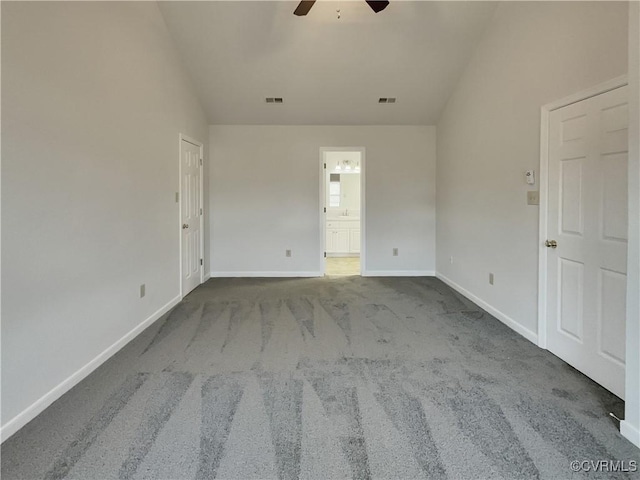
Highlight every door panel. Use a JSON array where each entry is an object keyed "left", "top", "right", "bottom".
[
  {"left": 559, "top": 258, "right": 584, "bottom": 341},
  {"left": 601, "top": 153, "right": 628, "bottom": 241},
  {"left": 559, "top": 158, "right": 584, "bottom": 236},
  {"left": 546, "top": 85, "right": 628, "bottom": 398},
  {"left": 599, "top": 268, "right": 626, "bottom": 364}
]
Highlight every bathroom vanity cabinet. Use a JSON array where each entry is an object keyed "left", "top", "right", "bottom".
[{"left": 326, "top": 219, "right": 360, "bottom": 255}]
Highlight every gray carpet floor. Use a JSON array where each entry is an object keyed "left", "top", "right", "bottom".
[{"left": 2, "top": 277, "right": 639, "bottom": 479}]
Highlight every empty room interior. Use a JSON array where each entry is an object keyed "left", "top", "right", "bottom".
[{"left": 2, "top": 1, "right": 640, "bottom": 479}]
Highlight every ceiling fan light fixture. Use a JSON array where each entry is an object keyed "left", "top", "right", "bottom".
[
  {"left": 293, "top": 0, "right": 316, "bottom": 16},
  {"left": 294, "top": 0, "right": 389, "bottom": 16},
  {"left": 365, "top": 0, "right": 390, "bottom": 13}
]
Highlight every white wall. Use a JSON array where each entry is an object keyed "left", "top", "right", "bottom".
[
  {"left": 209, "top": 126, "right": 436, "bottom": 276},
  {"left": 623, "top": 1, "right": 640, "bottom": 449},
  {"left": 436, "top": 1, "right": 629, "bottom": 342},
  {"left": 1, "top": 2, "right": 208, "bottom": 438}
]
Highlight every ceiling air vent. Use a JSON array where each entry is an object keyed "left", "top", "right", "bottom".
[
  {"left": 378, "top": 97, "right": 396, "bottom": 103},
  {"left": 266, "top": 97, "right": 284, "bottom": 104}
]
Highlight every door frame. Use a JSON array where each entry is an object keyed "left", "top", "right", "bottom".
[
  {"left": 537, "top": 75, "right": 628, "bottom": 349},
  {"left": 319, "top": 147, "right": 366, "bottom": 276},
  {"left": 179, "top": 133, "right": 205, "bottom": 298}
]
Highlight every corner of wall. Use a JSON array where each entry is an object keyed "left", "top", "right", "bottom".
[
  {"left": 623, "top": 0, "right": 640, "bottom": 450},
  {"left": 435, "top": 272, "right": 538, "bottom": 345},
  {"left": 1, "top": 295, "right": 180, "bottom": 442}
]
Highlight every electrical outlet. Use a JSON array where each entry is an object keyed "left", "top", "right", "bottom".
[
  {"left": 140, "top": 284, "right": 146, "bottom": 298},
  {"left": 286, "top": 249, "right": 292, "bottom": 257},
  {"left": 489, "top": 273, "right": 494, "bottom": 285},
  {"left": 527, "top": 191, "right": 540, "bottom": 206},
  {"left": 393, "top": 248, "right": 399, "bottom": 256}
]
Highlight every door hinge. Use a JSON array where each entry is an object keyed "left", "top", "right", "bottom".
[
  {"left": 200, "top": 259, "right": 203, "bottom": 266},
  {"left": 323, "top": 163, "right": 326, "bottom": 169},
  {"left": 324, "top": 252, "right": 327, "bottom": 258},
  {"left": 200, "top": 208, "right": 203, "bottom": 215},
  {"left": 200, "top": 158, "right": 203, "bottom": 166},
  {"left": 324, "top": 207, "right": 326, "bottom": 213}
]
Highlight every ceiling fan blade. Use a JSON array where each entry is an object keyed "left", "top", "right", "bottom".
[
  {"left": 365, "top": 0, "right": 389, "bottom": 13},
  {"left": 294, "top": 0, "right": 316, "bottom": 16}
]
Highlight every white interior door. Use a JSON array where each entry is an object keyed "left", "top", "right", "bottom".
[
  {"left": 546, "top": 85, "right": 628, "bottom": 398},
  {"left": 181, "top": 138, "right": 202, "bottom": 297}
]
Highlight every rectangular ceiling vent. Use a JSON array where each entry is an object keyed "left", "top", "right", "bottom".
[
  {"left": 266, "top": 97, "right": 284, "bottom": 104},
  {"left": 378, "top": 97, "right": 396, "bottom": 103}
]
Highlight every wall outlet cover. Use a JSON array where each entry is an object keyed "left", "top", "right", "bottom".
[
  {"left": 527, "top": 191, "right": 540, "bottom": 205},
  {"left": 286, "top": 249, "right": 292, "bottom": 257},
  {"left": 393, "top": 248, "right": 399, "bottom": 256}
]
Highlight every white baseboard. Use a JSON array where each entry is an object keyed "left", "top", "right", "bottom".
[
  {"left": 621, "top": 420, "right": 640, "bottom": 448},
  {"left": 0, "top": 295, "right": 181, "bottom": 443},
  {"left": 436, "top": 272, "right": 538, "bottom": 345},
  {"left": 210, "top": 271, "right": 323, "bottom": 278},
  {"left": 211, "top": 271, "right": 435, "bottom": 278},
  {"left": 363, "top": 270, "right": 435, "bottom": 277}
]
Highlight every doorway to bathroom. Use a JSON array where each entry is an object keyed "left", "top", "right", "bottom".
[{"left": 320, "top": 148, "right": 365, "bottom": 276}]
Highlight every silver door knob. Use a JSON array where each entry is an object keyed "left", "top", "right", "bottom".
[
  {"left": 182, "top": 223, "right": 189, "bottom": 229},
  {"left": 545, "top": 239, "right": 557, "bottom": 248}
]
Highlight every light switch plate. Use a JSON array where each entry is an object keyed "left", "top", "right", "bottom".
[{"left": 527, "top": 191, "right": 540, "bottom": 205}]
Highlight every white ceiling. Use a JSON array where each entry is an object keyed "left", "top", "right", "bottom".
[{"left": 158, "top": 1, "right": 498, "bottom": 125}]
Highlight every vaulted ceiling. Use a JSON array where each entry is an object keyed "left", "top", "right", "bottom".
[{"left": 158, "top": 1, "right": 497, "bottom": 125}]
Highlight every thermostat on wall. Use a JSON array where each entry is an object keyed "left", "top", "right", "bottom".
[{"left": 525, "top": 170, "right": 535, "bottom": 185}]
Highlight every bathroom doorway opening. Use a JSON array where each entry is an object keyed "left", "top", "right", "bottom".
[{"left": 320, "top": 148, "right": 365, "bottom": 276}]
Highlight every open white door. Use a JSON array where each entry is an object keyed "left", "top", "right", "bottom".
[
  {"left": 545, "top": 85, "right": 628, "bottom": 398},
  {"left": 320, "top": 148, "right": 366, "bottom": 276},
  {"left": 180, "top": 136, "right": 204, "bottom": 297}
]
